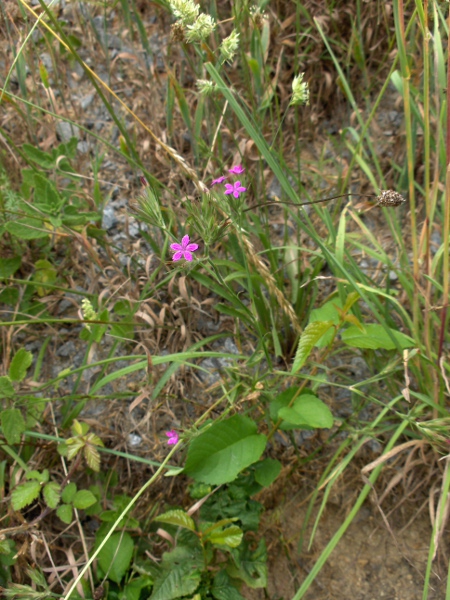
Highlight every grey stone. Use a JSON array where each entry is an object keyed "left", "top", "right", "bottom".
[
  {"left": 77, "top": 141, "right": 90, "bottom": 154},
  {"left": 128, "top": 433, "right": 142, "bottom": 447},
  {"left": 39, "top": 52, "right": 53, "bottom": 73},
  {"left": 80, "top": 93, "right": 95, "bottom": 110},
  {"left": 56, "top": 121, "right": 80, "bottom": 142},
  {"left": 57, "top": 340, "right": 76, "bottom": 357},
  {"left": 102, "top": 205, "right": 118, "bottom": 230}
]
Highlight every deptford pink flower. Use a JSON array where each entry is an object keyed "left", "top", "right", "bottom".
[
  {"left": 228, "top": 164, "right": 245, "bottom": 175},
  {"left": 170, "top": 235, "right": 199, "bottom": 261},
  {"left": 224, "top": 181, "right": 247, "bottom": 198},
  {"left": 211, "top": 175, "right": 227, "bottom": 187},
  {"left": 165, "top": 430, "right": 179, "bottom": 445}
]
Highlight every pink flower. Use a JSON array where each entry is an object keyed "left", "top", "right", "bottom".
[
  {"left": 165, "top": 430, "right": 179, "bottom": 445},
  {"left": 170, "top": 235, "right": 199, "bottom": 262},
  {"left": 229, "top": 165, "right": 245, "bottom": 175},
  {"left": 211, "top": 175, "right": 227, "bottom": 187},
  {"left": 224, "top": 181, "right": 247, "bottom": 199}
]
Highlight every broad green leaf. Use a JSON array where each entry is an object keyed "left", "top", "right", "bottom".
[
  {"left": 227, "top": 539, "right": 267, "bottom": 588},
  {"left": 6, "top": 218, "right": 48, "bottom": 240},
  {"left": 73, "top": 490, "right": 97, "bottom": 510},
  {"left": 22, "top": 144, "right": 55, "bottom": 169},
  {"left": 1, "top": 408, "right": 25, "bottom": 445},
  {"left": 57, "top": 503, "right": 73, "bottom": 524},
  {"left": 9, "top": 348, "right": 33, "bottom": 382},
  {"left": 151, "top": 546, "right": 201, "bottom": 600},
  {"left": 33, "top": 173, "right": 64, "bottom": 215},
  {"left": 0, "top": 375, "right": 15, "bottom": 397},
  {"left": 309, "top": 298, "right": 343, "bottom": 347},
  {"left": 292, "top": 321, "right": 334, "bottom": 373},
  {"left": 341, "top": 324, "right": 414, "bottom": 350},
  {"left": 0, "top": 257, "right": 21, "bottom": 279},
  {"left": 212, "top": 570, "right": 245, "bottom": 600},
  {"left": 207, "top": 525, "right": 243, "bottom": 548},
  {"left": 278, "top": 395, "right": 333, "bottom": 429},
  {"left": 61, "top": 482, "right": 77, "bottom": 504},
  {"left": 123, "top": 576, "right": 153, "bottom": 600},
  {"left": 43, "top": 482, "right": 61, "bottom": 509},
  {"left": 254, "top": 459, "right": 281, "bottom": 488},
  {"left": 96, "top": 531, "right": 134, "bottom": 584},
  {"left": 154, "top": 509, "right": 196, "bottom": 532},
  {"left": 11, "top": 481, "right": 41, "bottom": 510},
  {"left": 183, "top": 415, "right": 267, "bottom": 485}
]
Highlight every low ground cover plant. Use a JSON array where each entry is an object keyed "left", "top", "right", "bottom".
[{"left": 1, "top": 0, "right": 449, "bottom": 599}]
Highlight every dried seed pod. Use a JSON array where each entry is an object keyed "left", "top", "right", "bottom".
[{"left": 376, "top": 190, "right": 406, "bottom": 207}]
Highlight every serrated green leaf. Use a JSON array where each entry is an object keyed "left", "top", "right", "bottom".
[
  {"left": 96, "top": 531, "right": 134, "bottom": 584},
  {"left": 154, "top": 509, "right": 196, "bottom": 532},
  {"left": 22, "top": 144, "right": 55, "bottom": 169},
  {"left": 227, "top": 539, "right": 267, "bottom": 588},
  {"left": 0, "top": 375, "right": 15, "bottom": 397},
  {"left": 292, "top": 321, "right": 334, "bottom": 373},
  {"left": 184, "top": 415, "right": 267, "bottom": 485},
  {"left": 43, "top": 482, "right": 61, "bottom": 509},
  {"left": 6, "top": 218, "right": 48, "bottom": 239},
  {"left": 0, "top": 257, "right": 21, "bottom": 279},
  {"left": 9, "top": 348, "right": 33, "bottom": 382},
  {"left": 341, "top": 324, "right": 414, "bottom": 350},
  {"left": 33, "top": 173, "right": 64, "bottom": 215},
  {"left": 11, "top": 481, "right": 41, "bottom": 510},
  {"left": 254, "top": 459, "right": 281, "bottom": 488},
  {"left": 1, "top": 408, "right": 25, "bottom": 445},
  {"left": 150, "top": 546, "right": 201, "bottom": 600},
  {"left": 60, "top": 482, "right": 76, "bottom": 505},
  {"left": 73, "top": 489, "right": 97, "bottom": 509},
  {"left": 207, "top": 525, "right": 243, "bottom": 548},
  {"left": 278, "top": 395, "right": 333, "bottom": 429},
  {"left": 309, "top": 298, "right": 343, "bottom": 347},
  {"left": 26, "top": 469, "right": 49, "bottom": 483},
  {"left": 84, "top": 442, "right": 101, "bottom": 472},
  {"left": 57, "top": 503, "right": 73, "bottom": 524}
]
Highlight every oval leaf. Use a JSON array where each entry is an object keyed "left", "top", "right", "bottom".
[
  {"left": 254, "top": 459, "right": 281, "bottom": 488},
  {"left": 1, "top": 408, "right": 25, "bottom": 445},
  {"left": 292, "top": 321, "right": 334, "bottom": 373},
  {"left": 278, "top": 395, "right": 333, "bottom": 429},
  {"left": 57, "top": 503, "right": 73, "bottom": 524},
  {"left": 154, "top": 509, "right": 196, "bottom": 532},
  {"left": 73, "top": 489, "right": 97, "bottom": 510},
  {"left": 184, "top": 415, "right": 267, "bottom": 485},
  {"left": 43, "top": 482, "right": 61, "bottom": 509},
  {"left": 208, "top": 525, "right": 243, "bottom": 548},
  {"left": 9, "top": 349, "right": 33, "bottom": 382},
  {"left": 97, "top": 531, "right": 134, "bottom": 584},
  {"left": 341, "top": 324, "right": 414, "bottom": 350}
]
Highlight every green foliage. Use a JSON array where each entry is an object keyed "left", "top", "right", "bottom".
[{"left": 184, "top": 415, "right": 267, "bottom": 485}]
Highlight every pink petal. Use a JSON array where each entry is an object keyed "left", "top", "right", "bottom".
[
  {"left": 170, "top": 243, "right": 183, "bottom": 251},
  {"left": 229, "top": 165, "right": 244, "bottom": 174},
  {"left": 186, "top": 243, "right": 199, "bottom": 252},
  {"left": 181, "top": 234, "right": 190, "bottom": 248},
  {"left": 224, "top": 184, "right": 233, "bottom": 195},
  {"left": 172, "top": 251, "right": 183, "bottom": 261},
  {"left": 184, "top": 251, "right": 193, "bottom": 261}
]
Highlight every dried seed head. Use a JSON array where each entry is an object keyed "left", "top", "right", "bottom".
[
  {"left": 171, "top": 22, "right": 186, "bottom": 42},
  {"left": 376, "top": 190, "right": 406, "bottom": 207}
]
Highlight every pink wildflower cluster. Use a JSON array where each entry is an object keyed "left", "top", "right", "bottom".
[
  {"left": 165, "top": 430, "right": 179, "bottom": 445},
  {"left": 211, "top": 164, "right": 247, "bottom": 200}
]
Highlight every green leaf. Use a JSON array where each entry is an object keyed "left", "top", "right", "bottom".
[
  {"left": 254, "top": 459, "right": 281, "bottom": 488},
  {"left": 183, "top": 415, "right": 267, "bottom": 485},
  {"left": 122, "top": 576, "right": 153, "bottom": 600},
  {"left": 212, "top": 570, "right": 245, "bottom": 600},
  {"left": 56, "top": 503, "right": 73, "bottom": 524},
  {"left": 0, "top": 376, "right": 15, "bottom": 397},
  {"left": 6, "top": 218, "right": 48, "bottom": 240},
  {"left": 292, "top": 321, "right": 334, "bottom": 373},
  {"left": 227, "top": 539, "right": 267, "bottom": 588},
  {"left": 43, "top": 482, "right": 61, "bottom": 509},
  {"left": 33, "top": 260, "right": 57, "bottom": 297},
  {"left": 309, "top": 298, "right": 343, "bottom": 347},
  {"left": 9, "top": 348, "right": 33, "bottom": 382},
  {"left": 96, "top": 531, "right": 134, "bottom": 584},
  {"left": 0, "top": 257, "right": 21, "bottom": 279},
  {"left": 11, "top": 481, "right": 41, "bottom": 510},
  {"left": 26, "top": 469, "right": 49, "bottom": 483},
  {"left": 1, "top": 409, "right": 25, "bottom": 445},
  {"left": 150, "top": 546, "right": 202, "bottom": 600},
  {"left": 72, "top": 490, "right": 97, "bottom": 510},
  {"left": 33, "top": 173, "right": 64, "bottom": 215},
  {"left": 61, "top": 482, "right": 77, "bottom": 504},
  {"left": 341, "top": 324, "right": 414, "bottom": 350},
  {"left": 207, "top": 525, "right": 243, "bottom": 548},
  {"left": 22, "top": 144, "right": 55, "bottom": 169},
  {"left": 154, "top": 509, "right": 196, "bottom": 532},
  {"left": 278, "top": 395, "right": 333, "bottom": 429}
]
